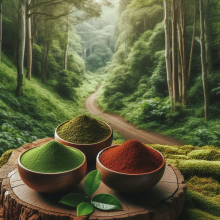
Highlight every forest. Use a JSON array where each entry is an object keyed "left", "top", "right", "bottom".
[{"left": 1, "top": 0, "right": 220, "bottom": 219}]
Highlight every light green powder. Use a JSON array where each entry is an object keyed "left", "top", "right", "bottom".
[{"left": 20, "top": 141, "right": 84, "bottom": 173}]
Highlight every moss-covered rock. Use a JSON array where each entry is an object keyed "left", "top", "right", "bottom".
[
  {"left": 177, "top": 160, "right": 220, "bottom": 180},
  {"left": 180, "top": 208, "right": 219, "bottom": 220},
  {"left": 184, "top": 190, "right": 220, "bottom": 217},
  {"left": 188, "top": 149, "right": 220, "bottom": 161}
]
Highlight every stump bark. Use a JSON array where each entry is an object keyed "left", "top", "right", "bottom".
[{"left": 0, "top": 138, "right": 186, "bottom": 220}]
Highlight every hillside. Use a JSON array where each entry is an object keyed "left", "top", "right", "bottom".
[{"left": 0, "top": 53, "right": 104, "bottom": 155}]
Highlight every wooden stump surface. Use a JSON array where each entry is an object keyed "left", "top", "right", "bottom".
[{"left": 0, "top": 138, "right": 186, "bottom": 220}]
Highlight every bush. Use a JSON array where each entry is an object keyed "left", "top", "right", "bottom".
[{"left": 56, "top": 70, "right": 81, "bottom": 99}]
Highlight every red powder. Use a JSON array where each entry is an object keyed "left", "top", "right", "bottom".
[{"left": 99, "top": 140, "right": 163, "bottom": 174}]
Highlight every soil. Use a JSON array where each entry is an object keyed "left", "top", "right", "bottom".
[{"left": 84, "top": 88, "right": 185, "bottom": 146}]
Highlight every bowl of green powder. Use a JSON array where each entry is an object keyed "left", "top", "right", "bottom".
[
  {"left": 18, "top": 141, "right": 87, "bottom": 194},
  {"left": 55, "top": 114, "right": 113, "bottom": 161}
]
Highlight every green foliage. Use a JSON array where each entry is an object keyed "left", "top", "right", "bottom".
[
  {"left": 0, "top": 54, "right": 99, "bottom": 156},
  {"left": 84, "top": 170, "right": 101, "bottom": 197},
  {"left": 56, "top": 70, "right": 81, "bottom": 99},
  {"left": 60, "top": 170, "right": 123, "bottom": 217}
]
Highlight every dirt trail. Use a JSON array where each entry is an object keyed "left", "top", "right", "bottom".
[{"left": 84, "top": 89, "right": 185, "bottom": 146}]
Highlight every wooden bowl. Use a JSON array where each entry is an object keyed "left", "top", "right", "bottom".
[
  {"left": 17, "top": 148, "right": 87, "bottom": 194},
  {"left": 96, "top": 145, "right": 165, "bottom": 194},
  {"left": 54, "top": 120, "right": 113, "bottom": 162}
]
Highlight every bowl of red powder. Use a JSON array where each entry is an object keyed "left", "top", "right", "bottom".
[{"left": 96, "top": 140, "right": 165, "bottom": 193}]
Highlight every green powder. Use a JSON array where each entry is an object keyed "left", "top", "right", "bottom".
[
  {"left": 20, "top": 141, "right": 84, "bottom": 173},
  {"left": 57, "top": 114, "right": 111, "bottom": 144}
]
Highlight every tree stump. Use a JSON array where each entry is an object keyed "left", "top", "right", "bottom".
[{"left": 0, "top": 138, "right": 186, "bottom": 220}]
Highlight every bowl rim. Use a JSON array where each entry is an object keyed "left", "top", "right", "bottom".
[
  {"left": 18, "top": 145, "right": 87, "bottom": 175},
  {"left": 55, "top": 119, "right": 113, "bottom": 145},
  {"left": 96, "top": 144, "right": 166, "bottom": 176}
]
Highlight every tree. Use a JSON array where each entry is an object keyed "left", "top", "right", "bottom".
[
  {"left": 188, "top": 0, "right": 197, "bottom": 82},
  {"left": 172, "top": 0, "right": 179, "bottom": 106},
  {"left": 199, "top": 0, "right": 208, "bottom": 119},
  {"left": 16, "top": 0, "right": 26, "bottom": 96},
  {"left": 164, "top": 0, "right": 172, "bottom": 99},
  {"left": 0, "top": 0, "right": 2, "bottom": 63},
  {"left": 177, "top": 0, "right": 187, "bottom": 107},
  {"left": 26, "top": 0, "right": 32, "bottom": 80}
]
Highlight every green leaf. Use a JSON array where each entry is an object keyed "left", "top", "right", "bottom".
[
  {"left": 84, "top": 170, "right": 101, "bottom": 197},
  {"left": 77, "top": 202, "right": 94, "bottom": 217},
  {"left": 91, "top": 194, "right": 123, "bottom": 211},
  {"left": 59, "top": 193, "right": 89, "bottom": 207}
]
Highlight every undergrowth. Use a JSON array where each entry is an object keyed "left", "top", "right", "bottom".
[{"left": 0, "top": 54, "right": 125, "bottom": 156}]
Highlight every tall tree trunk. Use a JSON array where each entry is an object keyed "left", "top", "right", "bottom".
[
  {"left": 26, "top": 0, "right": 32, "bottom": 80},
  {"left": 180, "top": 0, "right": 187, "bottom": 107},
  {"left": 16, "top": 0, "right": 26, "bottom": 96},
  {"left": 177, "top": 0, "right": 187, "bottom": 107},
  {"left": 172, "top": 0, "right": 179, "bottom": 106},
  {"left": 188, "top": 0, "right": 197, "bottom": 82},
  {"left": 164, "top": 0, "right": 173, "bottom": 99},
  {"left": 0, "top": 3, "right": 2, "bottom": 63},
  {"left": 64, "top": 16, "right": 68, "bottom": 70},
  {"left": 178, "top": 51, "right": 182, "bottom": 102},
  {"left": 199, "top": 0, "right": 208, "bottom": 119},
  {"left": 42, "top": 28, "right": 48, "bottom": 83},
  {"left": 203, "top": 0, "right": 212, "bottom": 75}
]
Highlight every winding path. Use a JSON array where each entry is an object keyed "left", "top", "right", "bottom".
[{"left": 84, "top": 89, "right": 185, "bottom": 146}]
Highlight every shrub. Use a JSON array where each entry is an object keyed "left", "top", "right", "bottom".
[{"left": 56, "top": 70, "right": 81, "bottom": 99}]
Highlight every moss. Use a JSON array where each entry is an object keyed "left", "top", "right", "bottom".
[
  {"left": 57, "top": 114, "right": 111, "bottom": 144},
  {"left": 180, "top": 208, "right": 218, "bottom": 220},
  {"left": 149, "top": 144, "right": 183, "bottom": 155},
  {"left": 177, "top": 160, "right": 220, "bottom": 180},
  {"left": 186, "top": 176, "right": 220, "bottom": 198},
  {"left": 21, "top": 141, "right": 84, "bottom": 173},
  {"left": 184, "top": 190, "right": 220, "bottom": 217},
  {"left": 202, "top": 145, "right": 217, "bottom": 150},
  {"left": 0, "top": 149, "right": 14, "bottom": 168},
  {"left": 180, "top": 145, "right": 200, "bottom": 153},
  {"left": 188, "top": 149, "right": 220, "bottom": 161},
  {"left": 169, "top": 155, "right": 189, "bottom": 160}
]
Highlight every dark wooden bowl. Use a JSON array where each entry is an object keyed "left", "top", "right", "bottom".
[
  {"left": 54, "top": 120, "right": 113, "bottom": 162},
  {"left": 96, "top": 145, "right": 166, "bottom": 194},
  {"left": 17, "top": 148, "right": 87, "bottom": 194}
]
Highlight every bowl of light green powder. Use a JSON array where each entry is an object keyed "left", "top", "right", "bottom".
[
  {"left": 18, "top": 141, "right": 87, "bottom": 194},
  {"left": 55, "top": 114, "right": 113, "bottom": 161}
]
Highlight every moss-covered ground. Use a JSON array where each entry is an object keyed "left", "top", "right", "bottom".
[{"left": 148, "top": 144, "right": 220, "bottom": 219}]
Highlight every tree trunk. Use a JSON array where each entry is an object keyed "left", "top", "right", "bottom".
[
  {"left": 199, "top": 0, "right": 208, "bottom": 119},
  {"left": 188, "top": 0, "right": 197, "bottom": 82},
  {"left": 42, "top": 28, "right": 48, "bottom": 83},
  {"left": 172, "top": 0, "right": 179, "bottom": 106},
  {"left": 203, "top": 0, "right": 212, "bottom": 75},
  {"left": 177, "top": 0, "right": 187, "bottom": 107},
  {"left": 64, "top": 16, "right": 68, "bottom": 70},
  {"left": 180, "top": 0, "right": 187, "bottom": 107},
  {"left": 164, "top": 0, "right": 173, "bottom": 99},
  {"left": 26, "top": 0, "right": 32, "bottom": 80},
  {"left": 0, "top": 3, "right": 2, "bottom": 63},
  {"left": 16, "top": 0, "right": 26, "bottom": 96},
  {"left": 178, "top": 51, "right": 182, "bottom": 102}
]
